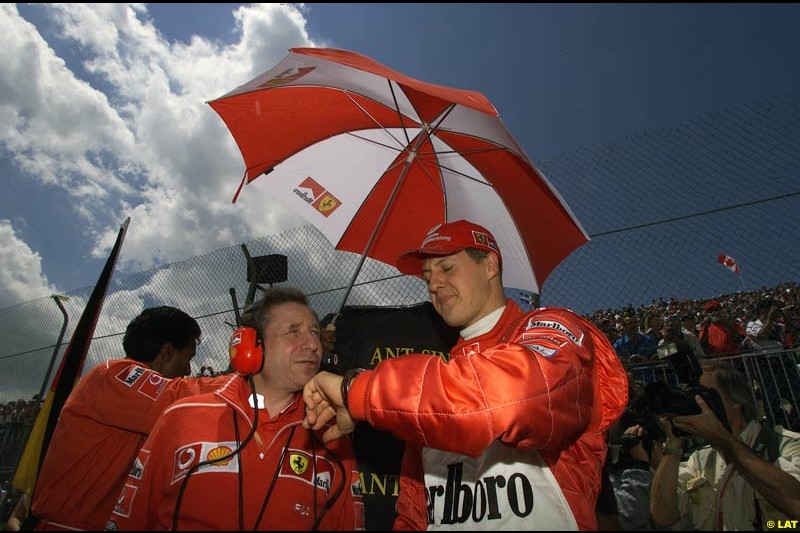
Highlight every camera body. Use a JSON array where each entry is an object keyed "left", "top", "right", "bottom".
[
  {"left": 607, "top": 396, "right": 666, "bottom": 471},
  {"left": 644, "top": 340, "right": 731, "bottom": 436}
]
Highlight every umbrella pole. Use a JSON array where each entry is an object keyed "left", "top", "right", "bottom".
[{"left": 334, "top": 129, "right": 437, "bottom": 324}]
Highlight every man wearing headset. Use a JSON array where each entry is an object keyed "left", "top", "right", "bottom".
[
  {"left": 107, "top": 287, "right": 363, "bottom": 531},
  {"left": 303, "top": 220, "right": 628, "bottom": 530}
]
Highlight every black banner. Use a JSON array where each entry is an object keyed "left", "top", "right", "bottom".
[{"left": 331, "top": 302, "right": 459, "bottom": 531}]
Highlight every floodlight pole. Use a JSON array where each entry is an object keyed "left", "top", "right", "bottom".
[{"left": 37, "top": 295, "right": 70, "bottom": 409}]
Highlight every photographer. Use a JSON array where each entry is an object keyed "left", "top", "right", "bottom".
[
  {"left": 659, "top": 314, "right": 704, "bottom": 358},
  {"left": 608, "top": 384, "right": 668, "bottom": 531},
  {"left": 650, "top": 365, "right": 800, "bottom": 530}
]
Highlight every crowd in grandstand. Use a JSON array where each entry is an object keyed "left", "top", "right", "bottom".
[
  {"left": 590, "top": 281, "right": 799, "bottom": 361},
  {"left": 0, "top": 398, "right": 39, "bottom": 426}
]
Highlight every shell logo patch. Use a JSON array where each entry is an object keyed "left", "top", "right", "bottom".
[{"left": 206, "top": 445, "right": 234, "bottom": 466}]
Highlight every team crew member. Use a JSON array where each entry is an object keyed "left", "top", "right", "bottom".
[
  {"left": 108, "top": 287, "right": 364, "bottom": 531},
  {"left": 304, "top": 220, "right": 628, "bottom": 530},
  {"left": 29, "top": 306, "right": 230, "bottom": 531}
]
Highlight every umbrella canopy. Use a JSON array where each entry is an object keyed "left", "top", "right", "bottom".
[{"left": 208, "top": 47, "right": 589, "bottom": 296}]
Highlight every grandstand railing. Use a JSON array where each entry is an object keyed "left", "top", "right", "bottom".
[{"left": 626, "top": 348, "right": 800, "bottom": 431}]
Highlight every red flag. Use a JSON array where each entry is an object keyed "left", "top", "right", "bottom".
[
  {"left": 12, "top": 218, "right": 130, "bottom": 496},
  {"left": 717, "top": 253, "right": 740, "bottom": 275}
]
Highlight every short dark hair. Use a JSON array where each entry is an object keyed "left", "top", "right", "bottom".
[
  {"left": 464, "top": 248, "right": 488, "bottom": 263},
  {"left": 122, "top": 306, "right": 201, "bottom": 363},
  {"left": 464, "top": 248, "right": 504, "bottom": 275},
  {"left": 242, "top": 287, "right": 312, "bottom": 338}
]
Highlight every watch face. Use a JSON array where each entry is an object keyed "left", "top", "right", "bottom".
[{"left": 662, "top": 442, "right": 683, "bottom": 456}]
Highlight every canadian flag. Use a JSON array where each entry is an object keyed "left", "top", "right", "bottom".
[{"left": 718, "top": 253, "right": 740, "bottom": 274}]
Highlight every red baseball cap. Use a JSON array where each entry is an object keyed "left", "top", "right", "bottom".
[
  {"left": 396, "top": 220, "right": 501, "bottom": 276},
  {"left": 704, "top": 300, "right": 722, "bottom": 312}
]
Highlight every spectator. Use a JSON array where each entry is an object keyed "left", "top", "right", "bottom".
[
  {"left": 107, "top": 287, "right": 364, "bottom": 530},
  {"left": 0, "top": 402, "right": 13, "bottom": 423},
  {"left": 680, "top": 313, "right": 699, "bottom": 337},
  {"left": 598, "top": 317, "right": 621, "bottom": 346},
  {"left": 27, "top": 306, "right": 230, "bottom": 531},
  {"left": 614, "top": 316, "right": 657, "bottom": 362},
  {"left": 303, "top": 220, "right": 628, "bottom": 530},
  {"left": 746, "top": 298, "right": 800, "bottom": 431},
  {"left": 746, "top": 299, "right": 786, "bottom": 353},
  {"left": 650, "top": 365, "right": 800, "bottom": 529},
  {"left": 697, "top": 300, "right": 746, "bottom": 357},
  {"left": 659, "top": 314, "right": 704, "bottom": 359},
  {"left": 643, "top": 312, "right": 665, "bottom": 346}
]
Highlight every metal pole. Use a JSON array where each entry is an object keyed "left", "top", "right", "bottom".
[
  {"left": 241, "top": 244, "right": 258, "bottom": 307},
  {"left": 35, "top": 296, "right": 70, "bottom": 406},
  {"left": 334, "top": 109, "right": 455, "bottom": 324},
  {"left": 0, "top": 295, "right": 69, "bottom": 517},
  {"left": 229, "top": 288, "right": 241, "bottom": 327}
]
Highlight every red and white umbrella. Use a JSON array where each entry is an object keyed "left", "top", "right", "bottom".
[{"left": 209, "top": 47, "right": 588, "bottom": 303}]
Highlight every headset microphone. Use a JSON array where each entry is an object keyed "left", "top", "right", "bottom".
[{"left": 229, "top": 326, "right": 262, "bottom": 374}]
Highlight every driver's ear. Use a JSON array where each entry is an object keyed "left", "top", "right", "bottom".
[{"left": 485, "top": 251, "right": 501, "bottom": 279}]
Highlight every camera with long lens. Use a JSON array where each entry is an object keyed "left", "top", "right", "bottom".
[{"left": 644, "top": 340, "right": 731, "bottom": 437}]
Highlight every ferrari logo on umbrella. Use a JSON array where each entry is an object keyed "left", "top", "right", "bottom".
[
  {"left": 314, "top": 193, "right": 341, "bottom": 217},
  {"left": 292, "top": 176, "right": 342, "bottom": 217},
  {"left": 258, "top": 66, "right": 316, "bottom": 88}
]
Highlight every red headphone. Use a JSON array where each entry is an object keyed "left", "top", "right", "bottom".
[{"left": 229, "top": 326, "right": 263, "bottom": 374}]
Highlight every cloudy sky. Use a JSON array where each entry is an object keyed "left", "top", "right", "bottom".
[{"left": 1, "top": 3, "right": 799, "bottom": 310}]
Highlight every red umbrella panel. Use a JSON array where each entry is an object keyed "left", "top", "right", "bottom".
[{"left": 209, "top": 47, "right": 589, "bottom": 295}]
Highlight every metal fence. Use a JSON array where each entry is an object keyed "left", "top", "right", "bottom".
[
  {"left": 627, "top": 348, "right": 800, "bottom": 431},
  {"left": 1, "top": 91, "right": 799, "bottom": 483}
]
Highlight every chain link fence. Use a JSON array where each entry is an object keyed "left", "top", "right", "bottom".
[{"left": 1, "top": 91, "right": 799, "bottom": 483}]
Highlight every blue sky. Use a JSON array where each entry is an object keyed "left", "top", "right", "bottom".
[{"left": 1, "top": 3, "right": 799, "bottom": 309}]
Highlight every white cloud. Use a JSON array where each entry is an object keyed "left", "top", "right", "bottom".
[
  {"left": 0, "top": 220, "right": 59, "bottom": 308},
  {"left": 0, "top": 5, "right": 138, "bottom": 201},
  {"left": 0, "top": 3, "right": 317, "bottom": 283}
]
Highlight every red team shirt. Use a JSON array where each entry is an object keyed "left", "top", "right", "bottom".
[
  {"left": 31, "top": 359, "right": 228, "bottom": 531},
  {"left": 347, "top": 302, "right": 628, "bottom": 530},
  {"left": 107, "top": 376, "right": 364, "bottom": 530}
]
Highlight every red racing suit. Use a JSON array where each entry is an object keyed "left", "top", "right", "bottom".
[
  {"left": 107, "top": 375, "right": 364, "bottom": 531},
  {"left": 347, "top": 301, "right": 628, "bottom": 530},
  {"left": 30, "top": 359, "right": 229, "bottom": 531}
]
